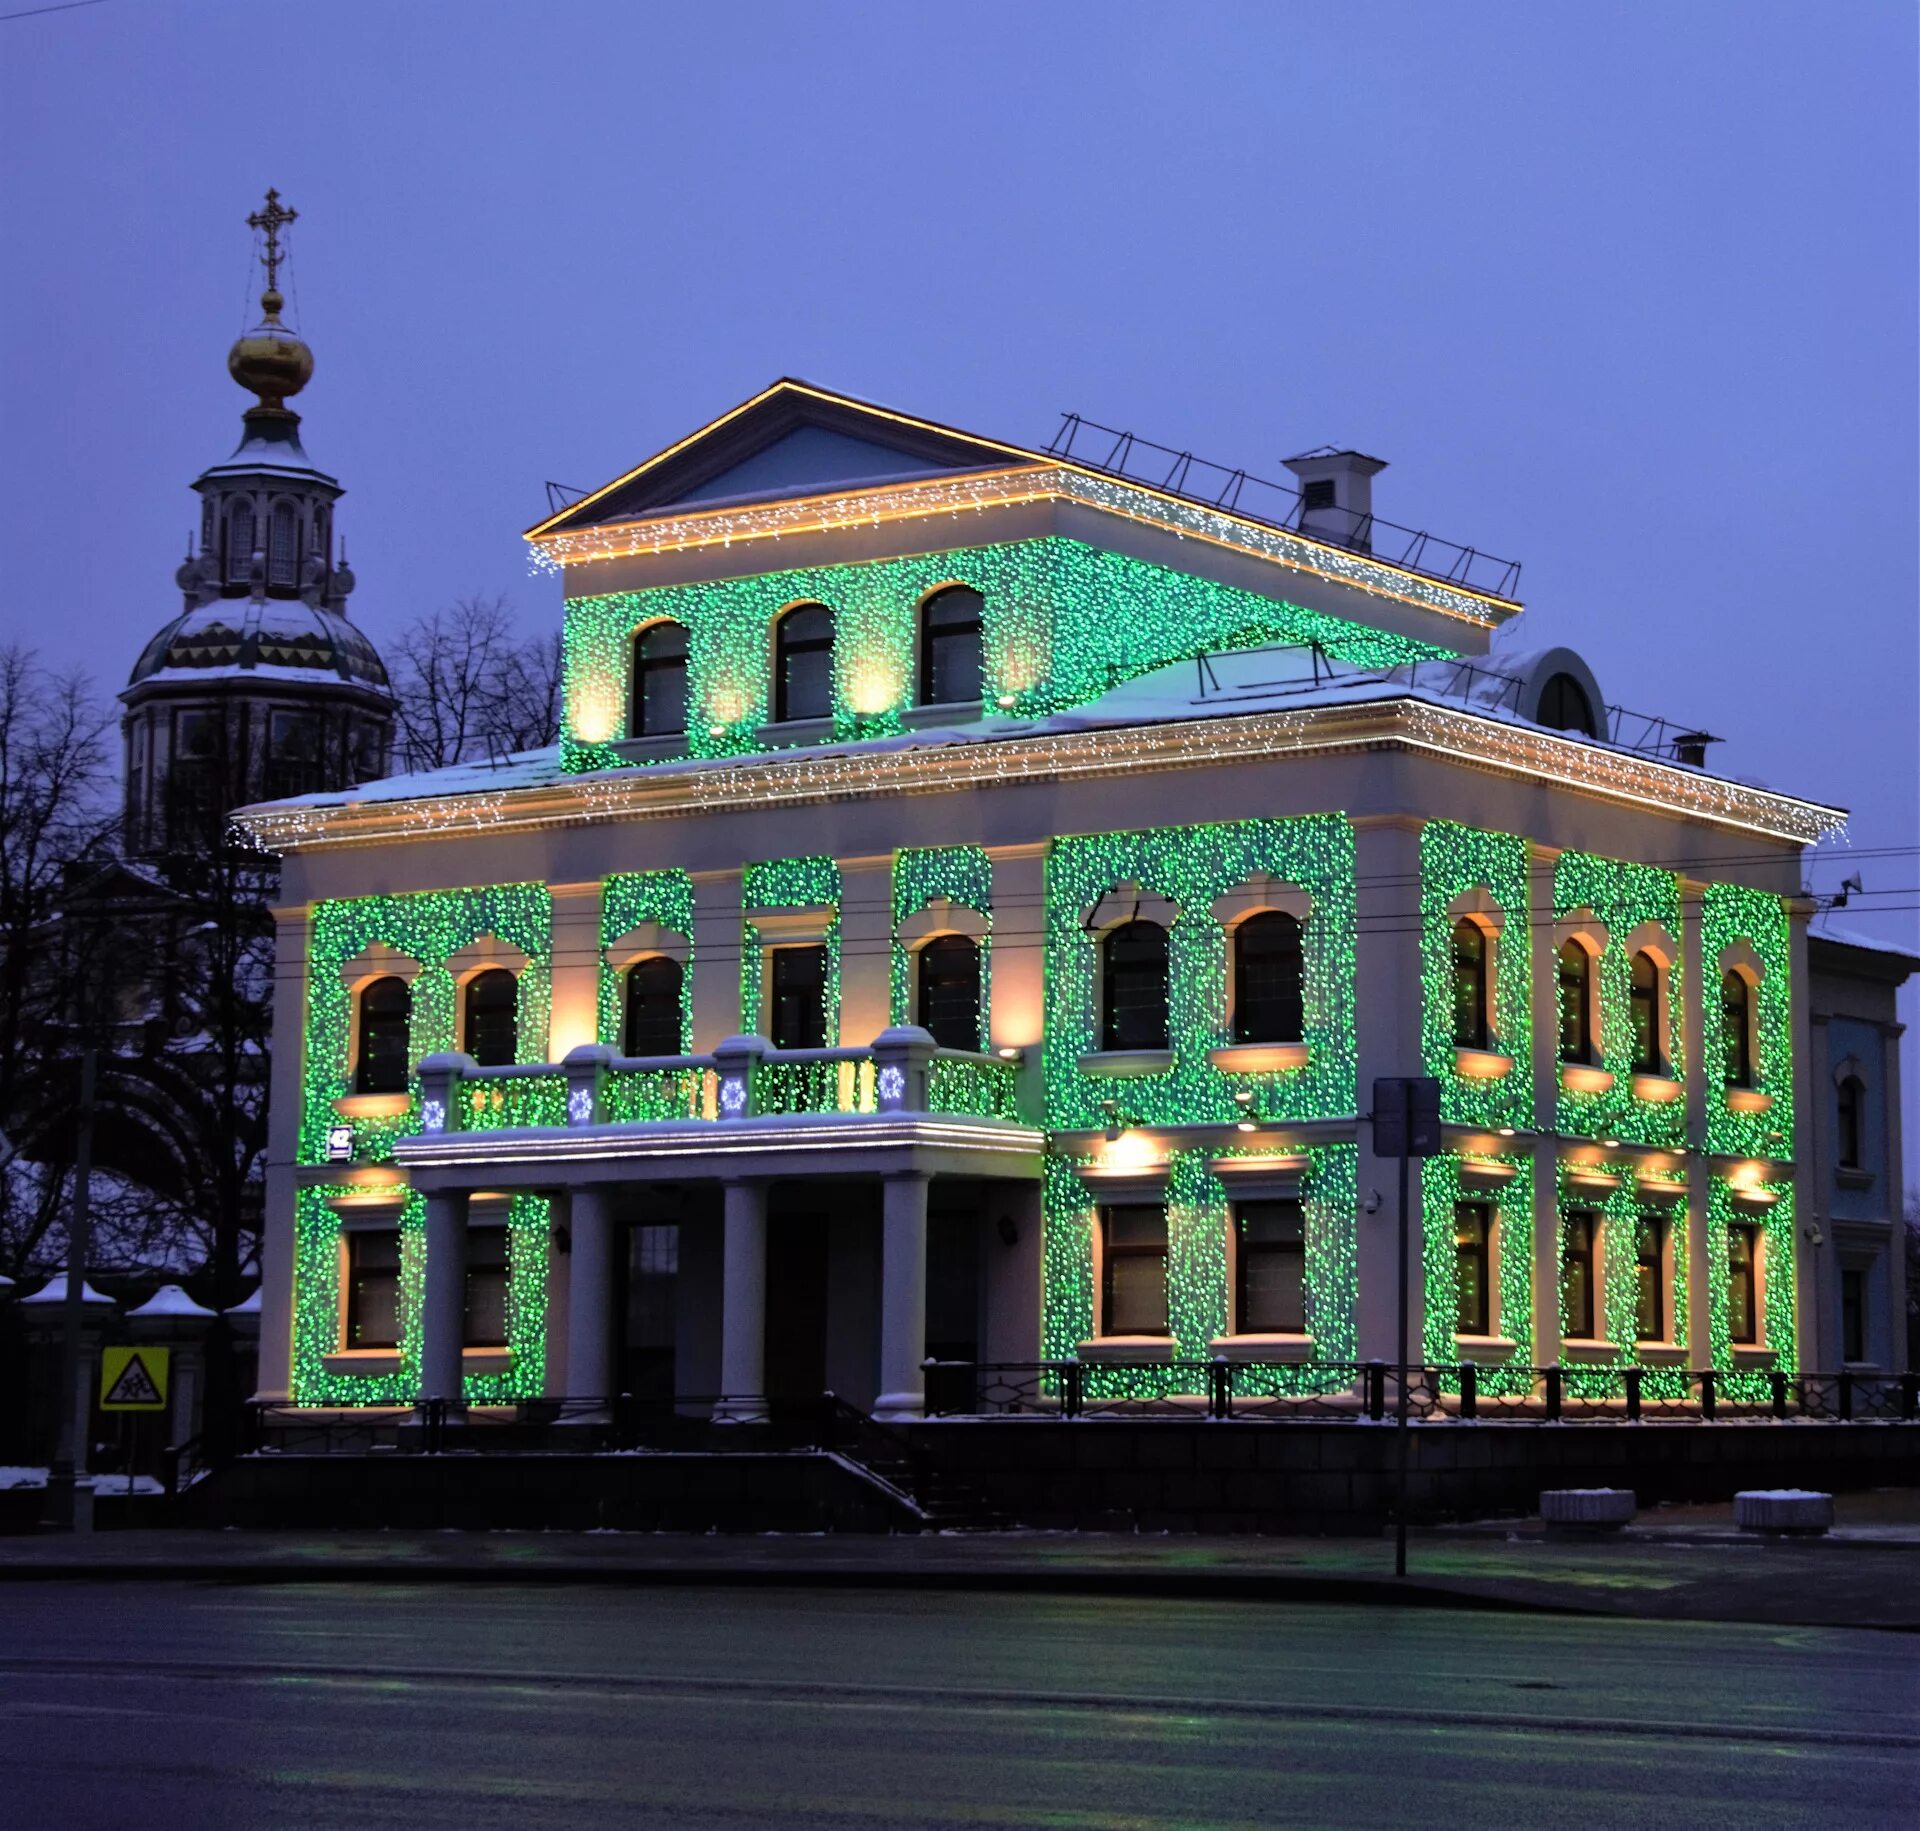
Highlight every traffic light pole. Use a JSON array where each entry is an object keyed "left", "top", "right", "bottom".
[{"left": 1395, "top": 1115, "right": 1411, "bottom": 1578}]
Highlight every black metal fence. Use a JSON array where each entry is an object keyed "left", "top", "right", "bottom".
[{"left": 921, "top": 1361, "right": 1920, "bottom": 1425}]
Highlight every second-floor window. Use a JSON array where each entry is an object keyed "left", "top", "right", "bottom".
[
  {"left": 916, "top": 933, "right": 981, "bottom": 1050},
  {"left": 1629, "top": 950, "right": 1662, "bottom": 1075},
  {"left": 1236, "top": 1200, "right": 1306, "bottom": 1334},
  {"left": 1451, "top": 918, "right": 1489, "bottom": 1050},
  {"left": 919, "top": 587, "right": 984, "bottom": 706},
  {"left": 1101, "top": 1204, "right": 1169, "bottom": 1335},
  {"left": 266, "top": 709, "right": 324, "bottom": 800},
  {"left": 1557, "top": 940, "right": 1594, "bottom": 1064},
  {"left": 1721, "top": 970, "right": 1754, "bottom": 1088},
  {"left": 355, "top": 975, "right": 412, "bottom": 1094},
  {"left": 623, "top": 956, "right": 683, "bottom": 1057},
  {"left": 1837, "top": 1074, "right": 1865, "bottom": 1170},
  {"left": 463, "top": 969, "right": 518, "bottom": 1068},
  {"left": 1232, "top": 911, "right": 1303, "bottom": 1044},
  {"left": 774, "top": 603, "right": 834, "bottom": 723},
  {"left": 769, "top": 944, "right": 828, "bottom": 1050},
  {"left": 631, "top": 621, "right": 688, "bottom": 738},
  {"left": 1101, "top": 919, "right": 1169, "bottom": 1051}
]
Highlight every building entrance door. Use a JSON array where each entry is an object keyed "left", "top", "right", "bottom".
[
  {"left": 763, "top": 1214, "right": 828, "bottom": 1401},
  {"left": 619, "top": 1223, "right": 678, "bottom": 1404}
]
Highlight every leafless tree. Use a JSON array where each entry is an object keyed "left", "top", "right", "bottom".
[{"left": 386, "top": 595, "right": 564, "bottom": 771}]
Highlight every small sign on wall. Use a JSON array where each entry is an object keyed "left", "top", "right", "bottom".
[{"left": 325, "top": 1124, "right": 355, "bottom": 1163}]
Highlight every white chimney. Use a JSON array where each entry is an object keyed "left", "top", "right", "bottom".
[{"left": 1282, "top": 448, "right": 1387, "bottom": 553}]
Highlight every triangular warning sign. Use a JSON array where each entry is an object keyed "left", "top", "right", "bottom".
[{"left": 104, "top": 1353, "right": 163, "bottom": 1407}]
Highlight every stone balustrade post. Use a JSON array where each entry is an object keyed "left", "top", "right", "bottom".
[
  {"left": 711, "top": 1034, "right": 769, "bottom": 1122},
  {"left": 416, "top": 1051, "right": 476, "bottom": 1136},
  {"left": 871, "top": 1025, "right": 938, "bottom": 1114},
  {"left": 563, "top": 1042, "right": 618, "bottom": 1127}
]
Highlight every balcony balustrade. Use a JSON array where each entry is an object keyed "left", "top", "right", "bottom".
[{"left": 412, "top": 1026, "right": 1022, "bottom": 1142}]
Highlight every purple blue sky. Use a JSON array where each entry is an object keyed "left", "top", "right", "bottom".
[{"left": 3, "top": 2, "right": 1915, "bottom": 1153}]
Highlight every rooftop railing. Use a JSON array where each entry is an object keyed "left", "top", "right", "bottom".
[{"left": 1046, "top": 412, "right": 1524, "bottom": 601}]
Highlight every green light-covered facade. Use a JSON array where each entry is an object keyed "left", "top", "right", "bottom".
[{"left": 261, "top": 382, "right": 1847, "bottom": 1421}]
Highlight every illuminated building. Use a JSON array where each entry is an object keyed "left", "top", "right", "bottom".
[{"left": 235, "top": 378, "right": 1893, "bottom": 1423}]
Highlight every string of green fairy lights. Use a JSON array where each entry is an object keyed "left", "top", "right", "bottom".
[
  {"left": 598, "top": 869, "right": 696, "bottom": 1052},
  {"left": 1701, "top": 881, "right": 1794, "bottom": 1158},
  {"left": 1419, "top": 1152, "right": 1533, "bottom": 1395},
  {"left": 1041, "top": 1145, "right": 1358, "bottom": 1397},
  {"left": 1553, "top": 851, "right": 1686, "bottom": 1148},
  {"left": 1419, "top": 822, "right": 1534, "bottom": 1129},
  {"left": 288, "top": 1187, "right": 551, "bottom": 1407},
  {"left": 890, "top": 845, "right": 993, "bottom": 1046},
  {"left": 300, "top": 883, "right": 553, "bottom": 1165},
  {"left": 558, "top": 536, "right": 1451, "bottom": 772},
  {"left": 1043, "top": 815, "right": 1357, "bottom": 1130},
  {"left": 1706, "top": 1173, "right": 1797, "bottom": 1399},
  {"left": 740, "top": 855, "right": 841, "bottom": 1037}
]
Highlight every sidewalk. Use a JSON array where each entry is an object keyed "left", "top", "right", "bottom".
[{"left": 3, "top": 1502, "right": 1919, "bottom": 1631}]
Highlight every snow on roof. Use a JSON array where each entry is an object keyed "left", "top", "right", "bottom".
[
  {"left": 224, "top": 1287, "right": 263, "bottom": 1316},
  {"left": 127, "top": 1283, "right": 217, "bottom": 1320},
  {"left": 234, "top": 641, "right": 1823, "bottom": 826},
  {"left": 1810, "top": 918, "right": 1920, "bottom": 968},
  {"left": 20, "top": 1272, "right": 114, "bottom": 1307}
]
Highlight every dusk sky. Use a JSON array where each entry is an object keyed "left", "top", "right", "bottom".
[{"left": 4, "top": 2, "right": 1915, "bottom": 1142}]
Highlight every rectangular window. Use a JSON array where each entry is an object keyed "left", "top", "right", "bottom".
[
  {"left": 1727, "top": 1224, "right": 1759, "bottom": 1346},
  {"left": 464, "top": 1226, "right": 511, "bottom": 1349},
  {"left": 1841, "top": 1265, "right": 1866, "bottom": 1364},
  {"left": 344, "top": 1230, "right": 401, "bottom": 1350},
  {"left": 1101, "top": 1204, "right": 1168, "bottom": 1336},
  {"left": 1635, "top": 1216, "right": 1664, "bottom": 1342},
  {"left": 1235, "top": 1200, "right": 1306, "bottom": 1334},
  {"left": 1561, "top": 1209, "right": 1597, "bottom": 1340},
  {"left": 767, "top": 944, "right": 828, "bottom": 1050},
  {"left": 174, "top": 708, "right": 218, "bottom": 761},
  {"left": 1454, "top": 1202, "right": 1491, "bottom": 1337}
]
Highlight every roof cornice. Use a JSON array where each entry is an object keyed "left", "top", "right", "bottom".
[{"left": 232, "top": 696, "right": 1845, "bottom": 856}]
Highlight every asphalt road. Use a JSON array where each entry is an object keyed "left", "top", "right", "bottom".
[{"left": 0, "top": 1582, "right": 1914, "bottom": 1828}]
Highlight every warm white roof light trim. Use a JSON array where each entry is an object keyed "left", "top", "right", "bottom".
[{"left": 235, "top": 697, "right": 1845, "bottom": 855}]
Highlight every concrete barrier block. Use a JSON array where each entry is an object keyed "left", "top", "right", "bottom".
[
  {"left": 1734, "top": 1489, "right": 1834, "bottom": 1534},
  {"left": 1540, "top": 1487, "right": 1637, "bottom": 1530}
]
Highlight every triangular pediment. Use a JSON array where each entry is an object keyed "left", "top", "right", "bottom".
[{"left": 530, "top": 379, "right": 1046, "bottom": 537}]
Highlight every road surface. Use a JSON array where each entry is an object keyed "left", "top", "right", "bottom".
[{"left": 0, "top": 1581, "right": 1913, "bottom": 1826}]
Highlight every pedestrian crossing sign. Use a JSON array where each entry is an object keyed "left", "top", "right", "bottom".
[{"left": 101, "top": 1346, "right": 169, "bottom": 1411}]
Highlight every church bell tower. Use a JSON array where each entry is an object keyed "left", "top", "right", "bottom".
[{"left": 122, "top": 192, "right": 395, "bottom": 856}]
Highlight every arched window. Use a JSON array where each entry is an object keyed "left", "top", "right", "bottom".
[
  {"left": 916, "top": 933, "right": 981, "bottom": 1050},
  {"left": 1537, "top": 672, "right": 1600, "bottom": 739},
  {"left": 1837, "top": 1074, "right": 1865, "bottom": 1170},
  {"left": 1557, "top": 940, "right": 1593, "bottom": 1064},
  {"left": 1450, "top": 919, "right": 1489, "bottom": 1051},
  {"left": 463, "top": 968, "right": 519, "bottom": 1069},
  {"left": 268, "top": 502, "right": 299, "bottom": 586},
  {"left": 1720, "top": 969, "right": 1754, "bottom": 1088},
  {"left": 1101, "top": 919, "right": 1169, "bottom": 1052},
  {"left": 919, "top": 587, "right": 984, "bottom": 706},
  {"left": 312, "top": 503, "right": 330, "bottom": 556},
  {"left": 1629, "top": 950, "right": 1662, "bottom": 1075},
  {"left": 1232, "top": 912, "right": 1304, "bottom": 1044},
  {"left": 773, "top": 603, "right": 833, "bottom": 723},
  {"left": 631, "top": 621, "right": 688, "bottom": 738},
  {"left": 355, "top": 976, "right": 412, "bottom": 1094},
  {"left": 225, "top": 501, "right": 254, "bottom": 582},
  {"left": 622, "top": 956, "right": 684, "bottom": 1057}
]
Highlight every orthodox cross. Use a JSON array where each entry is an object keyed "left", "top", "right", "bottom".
[{"left": 246, "top": 189, "right": 298, "bottom": 296}]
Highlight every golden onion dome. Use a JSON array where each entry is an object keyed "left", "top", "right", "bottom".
[{"left": 228, "top": 287, "right": 313, "bottom": 411}]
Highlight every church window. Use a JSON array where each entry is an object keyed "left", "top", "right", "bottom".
[
  {"left": 265, "top": 710, "right": 324, "bottom": 799},
  {"left": 268, "top": 503, "right": 299, "bottom": 586},
  {"left": 225, "top": 502, "right": 254, "bottom": 582}
]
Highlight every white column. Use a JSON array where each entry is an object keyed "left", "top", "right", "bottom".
[
  {"left": 418, "top": 1189, "right": 469, "bottom": 1414},
  {"left": 875, "top": 1172, "right": 931, "bottom": 1420},
  {"left": 717, "top": 1179, "right": 767, "bottom": 1415},
  {"left": 564, "top": 1185, "right": 619, "bottom": 1403}
]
